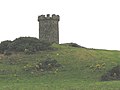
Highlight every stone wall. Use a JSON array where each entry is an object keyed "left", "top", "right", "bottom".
[{"left": 38, "top": 14, "right": 60, "bottom": 44}]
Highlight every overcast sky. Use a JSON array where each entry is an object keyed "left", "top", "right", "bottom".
[{"left": 0, "top": 0, "right": 120, "bottom": 50}]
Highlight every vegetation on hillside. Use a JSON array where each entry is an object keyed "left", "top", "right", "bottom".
[
  {"left": 101, "top": 65, "right": 120, "bottom": 81},
  {"left": 0, "top": 37, "right": 52, "bottom": 54},
  {"left": 0, "top": 40, "right": 12, "bottom": 53},
  {"left": 61, "top": 42, "right": 85, "bottom": 48},
  {"left": 0, "top": 42, "right": 120, "bottom": 90}
]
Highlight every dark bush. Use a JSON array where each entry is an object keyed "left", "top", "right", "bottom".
[
  {"left": 24, "top": 49, "right": 33, "bottom": 55},
  {"left": 101, "top": 65, "right": 120, "bottom": 81},
  {"left": 8, "top": 37, "right": 52, "bottom": 52},
  {"left": 0, "top": 40, "right": 12, "bottom": 53},
  {"left": 23, "top": 58, "right": 62, "bottom": 74},
  {"left": 4, "top": 50, "right": 12, "bottom": 56},
  {"left": 35, "top": 58, "right": 62, "bottom": 71},
  {"left": 61, "top": 43, "right": 85, "bottom": 48},
  {"left": 0, "top": 37, "right": 53, "bottom": 53}
]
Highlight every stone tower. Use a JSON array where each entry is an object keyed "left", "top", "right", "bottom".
[{"left": 38, "top": 14, "right": 60, "bottom": 44}]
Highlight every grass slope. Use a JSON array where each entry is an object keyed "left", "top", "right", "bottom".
[{"left": 0, "top": 44, "right": 120, "bottom": 90}]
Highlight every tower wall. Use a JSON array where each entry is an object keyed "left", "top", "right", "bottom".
[{"left": 38, "top": 14, "right": 60, "bottom": 44}]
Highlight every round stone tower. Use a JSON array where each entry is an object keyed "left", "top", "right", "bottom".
[{"left": 38, "top": 14, "right": 60, "bottom": 44}]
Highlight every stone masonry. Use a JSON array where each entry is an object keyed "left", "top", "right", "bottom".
[{"left": 38, "top": 14, "right": 60, "bottom": 44}]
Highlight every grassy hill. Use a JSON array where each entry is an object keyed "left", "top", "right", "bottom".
[{"left": 0, "top": 44, "right": 120, "bottom": 90}]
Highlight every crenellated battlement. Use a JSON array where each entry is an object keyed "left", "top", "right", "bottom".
[{"left": 38, "top": 14, "right": 60, "bottom": 21}]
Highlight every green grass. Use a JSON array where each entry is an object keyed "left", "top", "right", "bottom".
[{"left": 0, "top": 44, "right": 120, "bottom": 90}]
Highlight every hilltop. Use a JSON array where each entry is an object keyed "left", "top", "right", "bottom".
[{"left": 0, "top": 43, "right": 120, "bottom": 90}]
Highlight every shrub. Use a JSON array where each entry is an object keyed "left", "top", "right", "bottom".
[
  {"left": 4, "top": 50, "right": 12, "bottom": 56},
  {"left": 89, "top": 63, "right": 106, "bottom": 72},
  {"left": 0, "top": 37, "right": 54, "bottom": 53},
  {"left": 0, "top": 40, "right": 12, "bottom": 53},
  {"left": 8, "top": 37, "right": 52, "bottom": 52},
  {"left": 24, "top": 49, "right": 33, "bottom": 55},
  {"left": 35, "top": 58, "right": 62, "bottom": 71},
  {"left": 61, "top": 43, "right": 85, "bottom": 48},
  {"left": 23, "top": 58, "right": 62, "bottom": 73},
  {"left": 101, "top": 65, "right": 120, "bottom": 81}
]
